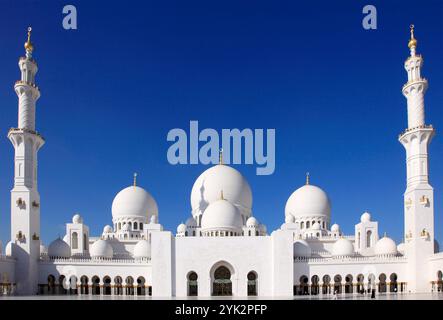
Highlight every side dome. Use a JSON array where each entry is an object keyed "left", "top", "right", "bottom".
[
  {"left": 375, "top": 236, "right": 397, "bottom": 256},
  {"left": 285, "top": 184, "right": 331, "bottom": 219},
  {"left": 294, "top": 240, "right": 311, "bottom": 258},
  {"left": 331, "top": 223, "right": 340, "bottom": 233},
  {"left": 201, "top": 199, "right": 243, "bottom": 232},
  {"left": 5, "top": 241, "right": 15, "bottom": 256},
  {"left": 112, "top": 185, "right": 158, "bottom": 220},
  {"left": 360, "top": 211, "right": 371, "bottom": 223},
  {"left": 103, "top": 225, "right": 113, "bottom": 233},
  {"left": 285, "top": 214, "right": 295, "bottom": 224},
  {"left": 177, "top": 223, "right": 187, "bottom": 234},
  {"left": 72, "top": 213, "right": 83, "bottom": 224},
  {"left": 397, "top": 243, "right": 405, "bottom": 254},
  {"left": 40, "top": 244, "right": 48, "bottom": 255},
  {"left": 90, "top": 239, "right": 113, "bottom": 259},
  {"left": 48, "top": 238, "right": 71, "bottom": 258},
  {"left": 191, "top": 164, "right": 252, "bottom": 214},
  {"left": 332, "top": 238, "right": 354, "bottom": 257},
  {"left": 134, "top": 240, "right": 151, "bottom": 259},
  {"left": 246, "top": 217, "right": 259, "bottom": 228}
]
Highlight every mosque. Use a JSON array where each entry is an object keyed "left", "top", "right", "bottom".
[{"left": 0, "top": 26, "right": 442, "bottom": 298}]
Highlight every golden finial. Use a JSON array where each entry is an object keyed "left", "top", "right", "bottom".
[
  {"left": 24, "top": 26, "right": 34, "bottom": 53},
  {"left": 384, "top": 232, "right": 387, "bottom": 237},
  {"left": 219, "top": 148, "right": 223, "bottom": 165},
  {"left": 133, "top": 172, "right": 138, "bottom": 187},
  {"left": 305, "top": 172, "right": 310, "bottom": 185},
  {"left": 220, "top": 190, "right": 224, "bottom": 200},
  {"left": 408, "top": 24, "right": 417, "bottom": 49}
]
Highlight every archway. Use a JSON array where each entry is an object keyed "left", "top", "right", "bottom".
[
  {"left": 345, "top": 274, "right": 353, "bottom": 294},
  {"left": 378, "top": 274, "right": 387, "bottom": 293},
  {"left": 356, "top": 274, "right": 364, "bottom": 294},
  {"left": 389, "top": 273, "right": 398, "bottom": 293},
  {"left": 126, "top": 276, "right": 134, "bottom": 295},
  {"left": 247, "top": 271, "right": 258, "bottom": 296},
  {"left": 103, "top": 276, "right": 111, "bottom": 295},
  {"left": 299, "top": 275, "right": 309, "bottom": 295},
  {"left": 58, "top": 275, "right": 67, "bottom": 294},
  {"left": 80, "top": 276, "right": 89, "bottom": 294},
  {"left": 333, "top": 275, "right": 342, "bottom": 294},
  {"left": 137, "top": 277, "right": 146, "bottom": 295},
  {"left": 368, "top": 273, "right": 376, "bottom": 294},
  {"left": 436, "top": 271, "right": 443, "bottom": 292},
  {"left": 114, "top": 276, "right": 123, "bottom": 295},
  {"left": 212, "top": 266, "right": 232, "bottom": 296},
  {"left": 311, "top": 275, "right": 319, "bottom": 295},
  {"left": 47, "top": 275, "right": 56, "bottom": 294},
  {"left": 322, "top": 275, "right": 331, "bottom": 294},
  {"left": 91, "top": 276, "right": 100, "bottom": 295},
  {"left": 187, "top": 272, "right": 198, "bottom": 296}
]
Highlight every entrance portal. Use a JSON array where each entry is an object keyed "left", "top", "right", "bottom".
[{"left": 212, "top": 266, "right": 232, "bottom": 296}]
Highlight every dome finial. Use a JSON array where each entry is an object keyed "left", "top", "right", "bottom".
[
  {"left": 220, "top": 189, "right": 224, "bottom": 200},
  {"left": 24, "top": 26, "right": 34, "bottom": 55},
  {"left": 384, "top": 231, "right": 387, "bottom": 237},
  {"left": 408, "top": 24, "right": 417, "bottom": 50},
  {"left": 219, "top": 148, "right": 223, "bottom": 165},
  {"left": 305, "top": 172, "right": 310, "bottom": 185},
  {"left": 133, "top": 172, "right": 138, "bottom": 187}
]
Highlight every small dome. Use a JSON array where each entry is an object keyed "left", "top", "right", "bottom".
[
  {"left": 40, "top": 244, "right": 48, "bottom": 255},
  {"left": 48, "top": 238, "right": 71, "bottom": 258},
  {"left": 103, "top": 225, "right": 113, "bottom": 233},
  {"left": 177, "top": 223, "right": 187, "bottom": 234},
  {"left": 332, "top": 238, "right": 354, "bottom": 257},
  {"left": 201, "top": 199, "right": 243, "bottom": 232},
  {"left": 397, "top": 243, "right": 405, "bottom": 254},
  {"left": 285, "top": 184, "right": 331, "bottom": 219},
  {"left": 191, "top": 164, "right": 252, "bottom": 214},
  {"left": 5, "top": 241, "right": 14, "bottom": 256},
  {"left": 331, "top": 223, "right": 340, "bottom": 233},
  {"left": 294, "top": 240, "right": 311, "bottom": 258},
  {"left": 185, "top": 217, "right": 197, "bottom": 228},
  {"left": 285, "top": 214, "right": 295, "bottom": 224},
  {"left": 134, "top": 240, "right": 151, "bottom": 259},
  {"left": 246, "top": 217, "right": 259, "bottom": 228},
  {"left": 112, "top": 185, "right": 158, "bottom": 221},
  {"left": 90, "top": 239, "right": 113, "bottom": 259},
  {"left": 360, "top": 212, "right": 371, "bottom": 223},
  {"left": 122, "top": 223, "right": 131, "bottom": 232},
  {"left": 311, "top": 222, "right": 321, "bottom": 230},
  {"left": 72, "top": 214, "right": 83, "bottom": 224},
  {"left": 375, "top": 236, "right": 397, "bottom": 256}
]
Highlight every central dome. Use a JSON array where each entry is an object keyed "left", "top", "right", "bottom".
[
  {"left": 201, "top": 199, "right": 243, "bottom": 232},
  {"left": 191, "top": 164, "right": 252, "bottom": 214},
  {"left": 285, "top": 184, "right": 331, "bottom": 219},
  {"left": 112, "top": 186, "right": 158, "bottom": 221}
]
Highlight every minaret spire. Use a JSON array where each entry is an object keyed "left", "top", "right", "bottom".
[
  {"left": 399, "top": 25, "right": 435, "bottom": 293},
  {"left": 7, "top": 27, "right": 44, "bottom": 295}
]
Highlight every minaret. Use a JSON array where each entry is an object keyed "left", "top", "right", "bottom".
[
  {"left": 7, "top": 27, "right": 44, "bottom": 295},
  {"left": 399, "top": 25, "right": 435, "bottom": 293}
]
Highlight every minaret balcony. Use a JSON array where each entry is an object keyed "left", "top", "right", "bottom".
[
  {"left": 398, "top": 124, "right": 434, "bottom": 139},
  {"left": 14, "top": 80, "right": 39, "bottom": 89}
]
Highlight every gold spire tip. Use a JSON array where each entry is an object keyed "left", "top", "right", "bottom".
[
  {"left": 24, "top": 26, "right": 34, "bottom": 52},
  {"left": 408, "top": 24, "right": 417, "bottom": 49},
  {"left": 133, "top": 172, "right": 138, "bottom": 187},
  {"left": 220, "top": 190, "right": 224, "bottom": 200},
  {"left": 305, "top": 172, "right": 310, "bottom": 185}
]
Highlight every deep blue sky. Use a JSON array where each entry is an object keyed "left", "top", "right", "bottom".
[{"left": 0, "top": 0, "right": 442, "bottom": 248}]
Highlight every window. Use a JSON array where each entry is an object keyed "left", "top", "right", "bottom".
[
  {"left": 247, "top": 272, "right": 257, "bottom": 296},
  {"left": 366, "top": 230, "right": 372, "bottom": 248},
  {"left": 188, "top": 272, "right": 198, "bottom": 296},
  {"left": 71, "top": 232, "right": 78, "bottom": 250}
]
